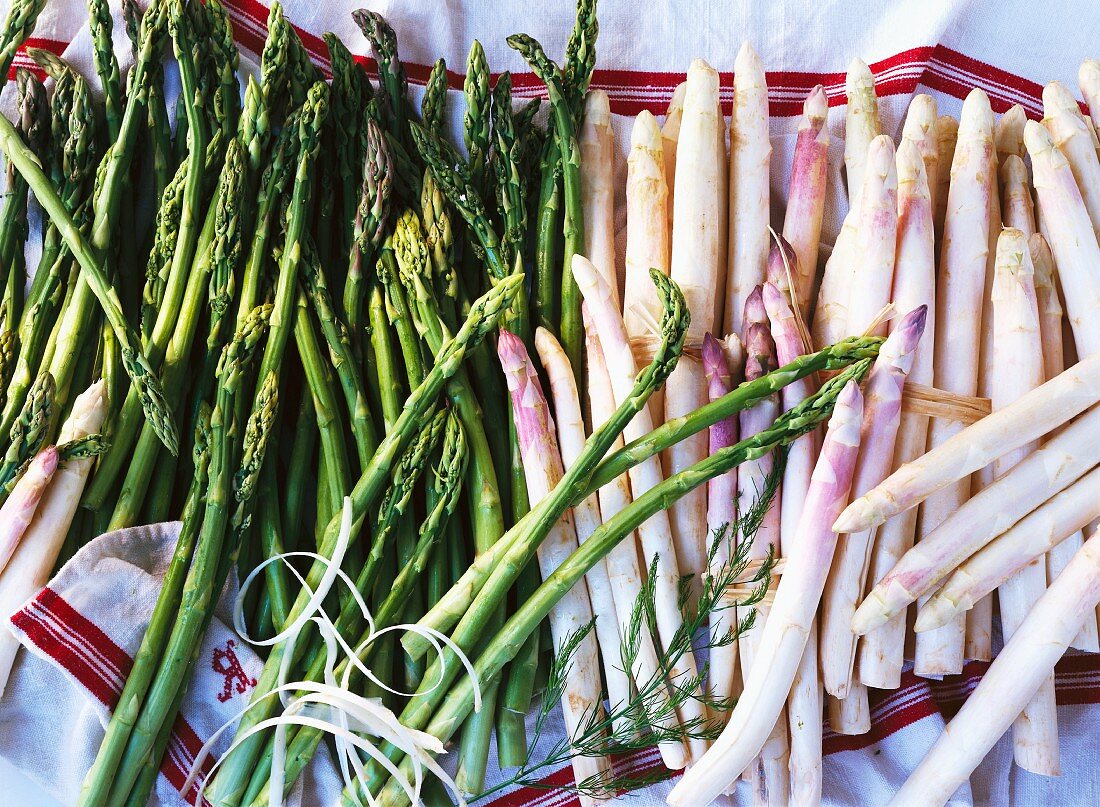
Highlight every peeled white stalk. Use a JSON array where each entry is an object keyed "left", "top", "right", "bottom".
[
  {"left": 912, "top": 89, "right": 994, "bottom": 677},
  {"left": 844, "top": 58, "right": 882, "bottom": 204},
  {"left": 820, "top": 306, "right": 927, "bottom": 697},
  {"left": 666, "top": 60, "right": 728, "bottom": 614},
  {"left": 580, "top": 90, "right": 621, "bottom": 305},
  {"left": 1080, "top": 60, "right": 1100, "bottom": 134},
  {"left": 572, "top": 255, "right": 709, "bottom": 762},
  {"left": 738, "top": 286, "right": 790, "bottom": 804},
  {"left": 782, "top": 85, "right": 830, "bottom": 319},
  {"left": 1033, "top": 232, "right": 1099, "bottom": 651},
  {"left": 0, "top": 446, "right": 58, "bottom": 576},
  {"left": 827, "top": 687, "right": 871, "bottom": 735},
  {"left": 857, "top": 139, "right": 938, "bottom": 690},
  {"left": 812, "top": 210, "right": 857, "bottom": 350},
  {"left": 624, "top": 112, "right": 670, "bottom": 352},
  {"left": 933, "top": 114, "right": 959, "bottom": 247},
  {"left": 836, "top": 350, "right": 1100, "bottom": 535},
  {"left": 1000, "top": 154, "right": 1036, "bottom": 236},
  {"left": 535, "top": 327, "right": 688, "bottom": 770},
  {"left": 983, "top": 228, "right": 1060, "bottom": 775},
  {"left": 667, "top": 381, "right": 865, "bottom": 807},
  {"left": 0, "top": 381, "right": 106, "bottom": 697},
  {"left": 704, "top": 332, "right": 743, "bottom": 719},
  {"left": 662, "top": 81, "right": 687, "bottom": 232},
  {"left": 995, "top": 103, "right": 1027, "bottom": 163},
  {"left": 900, "top": 94, "right": 939, "bottom": 225},
  {"left": 848, "top": 135, "right": 898, "bottom": 336},
  {"left": 851, "top": 403, "right": 1100, "bottom": 634},
  {"left": 1043, "top": 80, "right": 1100, "bottom": 240},
  {"left": 497, "top": 331, "right": 611, "bottom": 791},
  {"left": 1024, "top": 120, "right": 1100, "bottom": 356},
  {"left": 725, "top": 42, "right": 772, "bottom": 335},
  {"left": 917, "top": 466, "right": 1100, "bottom": 632},
  {"left": 889, "top": 528, "right": 1100, "bottom": 807}
]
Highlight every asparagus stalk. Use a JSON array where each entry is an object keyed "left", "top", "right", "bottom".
[
  {"left": 0, "top": 445, "right": 57, "bottom": 575},
  {"left": 900, "top": 94, "right": 940, "bottom": 234},
  {"left": 848, "top": 135, "right": 898, "bottom": 335},
  {"left": 782, "top": 85, "right": 829, "bottom": 319},
  {"left": 1043, "top": 80, "right": 1100, "bottom": 237}
]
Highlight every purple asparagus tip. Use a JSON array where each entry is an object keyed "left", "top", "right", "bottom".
[
  {"left": 702, "top": 332, "right": 729, "bottom": 385},
  {"left": 496, "top": 328, "right": 530, "bottom": 390},
  {"left": 896, "top": 305, "right": 928, "bottom": 354},
  {"left": 743, "top": 284, "right": 768, "bottom": 333},
  {"left": 766, "top": 235, "right": 799, "bottom": 288},
  {"left": 761, "top": 281, "right": 790, "bottom": 320}
]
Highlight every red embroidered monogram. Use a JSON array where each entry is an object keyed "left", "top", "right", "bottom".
[{"left": 210, "top": 639, "right": 257, "bottom": 703}]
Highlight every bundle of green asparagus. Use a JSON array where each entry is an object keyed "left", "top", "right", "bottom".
[{"left": 0, "top": 1, "right": 883, "bottom": 805}]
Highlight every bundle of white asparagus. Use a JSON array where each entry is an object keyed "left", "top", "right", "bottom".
[{"left": 523, "top": 46, "right": 1100, "bottom": 807}]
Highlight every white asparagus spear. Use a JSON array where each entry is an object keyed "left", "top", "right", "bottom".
[
  {"left": 623, "top": 111, "right": 670, "bottom": 416},
  {"left": 836, "top": 353, "right": 1100, "bottom": 535},
  {"left": 933, "top": 114, "right": 959, "bottom": 248},
  {"left": 535, "top": 327, "right": 689, "bottom": 769},
  {"left": 0, "top": 381, "right": 106, "bottom": 696},
  {"left": 889, "top": 527, "right": 1100, "bottom": 807},
  {"left": 666, "top": 60, "right": 728, "bottom": 613},
  {"left": 738, "top": 287, "right": 790, "bottom": 803},
  {"left": 1033, "top": 232, "right": 1100, "bottom": 652},
  {"left": 812, "top": 211, "right": 857, "bottom": 350},
  {"left": 918, "top": 466, "right": 1100, "bottom": 632},
  {"left": 725, "top": 42, "right": 772, "bottom": 335},
  {"left": 852, "top": 403, "right": 1100, "bottom": 634},
  {"left": 858, "top": 140, "right": 938, "bottom": 689},
  {"left": 844, "top": 58, "right": 882, "bottom": 204},
  {"left": 827, "top": 687, "right": 871, "bottom": 735},
  {"left": 914, "top": 89, "right": 994, "bottom": 677},
  {"left": 1024, "top": 120, "right": 1100, "bottom": 356},
  {"left": 624, "top": 111, "right": 670, "bottom": 353},
  {"left": 760, "top": 278, "right": 822, "bottom": 802},
  {"left": 1043, "top": 80, "right": 1100, "bottom": 239},
  {"left": 820, "top": 306, "right": 927, "bottom": 697},
  {"left": 662, "top": 81, "right": 687, "bottom": 232},
  {"left": 0, "top": 446, "right": 59, "bottom": 575},
  {"left": 667, "top": 381, "right": 865, "bottom": 807},
  {"left": 704, "top": 332, "right": 743, "bottom": 719},
  {"left": 986, "top": 228, "right": 1059, "bottom": 775},
  {"left": 1000, "top": 154, "right": 1036, "bottom": 236},
  {"left": 848, "top": 135, "right": 898, "bottom": 335},
  {"left": 782, "top": 85, "right": 830, "bottom": 319},
  {"left": 1080, "top": 60, "right": 1100, "bottom": 134},
  {"left": 497, "top": 331, "right": 611, "bottom": 792},
  {"left": 900, "top": 94, "right": 939, "bottom": 223},
  {"left": 572, "top": 255, "right": 710, "bottom": 761},
  {"left": 580, "top": 90, "right": 620, "bottom": 305},
  {"left": 995, "top": 103, "right": 1028, "bottom": 163}
]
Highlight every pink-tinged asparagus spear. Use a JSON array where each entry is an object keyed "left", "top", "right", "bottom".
[
  {"left": 820, "top": 307, "right": 926, "bottom": 697},
  {"left": 760, "top": 278, "right": 822, "bottom": 800},
  {"left": 985, "top": 229, "right": 1060, "bottom": 775},
  {"left": 497, "top": 331, "right": 611, "bottom": 793},
  {"left": 850, "top": 403, "right": 1100, "bottom": 635},
  {"left": 725, "top": 43, "right": 772, "bottom": 335},
  {"left": 857, "top": 140, "right": 938, "bottom": 690},
  {"left": 667, "top": 381, "right": 865, "bottom": 807},
  {"left": 900, "top": 95, "right": 939, "bottom": 222},
  {"left": 1033, "top": 234, "right": 1100, "bottom": 652},
  {"left": 572, "top": 255, "right": 710, "bottom": 762},
  {"left": 995, "top": 103, "right": 1028, "bottom": 163},
  {"left": 933, "top": 114, "right": 959, "bottom": 248},
  {"left": 535, "top": 327, "right": 688, "bottom": 768},
  {"left": 666, "top": 58, "right": 726, "bottom": 615},
  {"left": 1081, "top": 60, "right": 1100, "bottom": 134},
  {"left": 662, "top": 81, "right": 687, "bottom": 233},
  {"left": 848, "top": 135, "right": 898, "bottom": 336},
  {"left": 1000, "top": 155, "right": 1036, "bottom": 236},
  {"left": 912, "top": 89, "right": 994, "bottom": 677},
  {"left": 581, "top": 90, "right": 621, "bottom": 305},
  {"left": 836, "top": 351, "right": 1100, "bottom": 535},
  {"left": 889, "top": 528, "right": 1100, "bottom": 807},
  {"left": 782, "top": 85, "right": 830, "bottom": 319},
  {"left": 737, "top": 286, "right": 791, "bottom": 802},
  {"left": 703, "top": 332, "right": 743, "bottom": 716},
  {"left": 0, "top": 381, "right": 106, "bottom": 696},
  {"left": 917, "top": 467, "right": 1100, "bottom": 632},
  {"left": 1043, "top": 80, "right": 1100, "bottom": 239},
  {"left": 0, "top": 446, "right": 59, "bottom": 575},
  {"left": 1024, "top": 120, "right": 1100, "bottom": 356}
]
